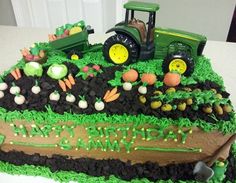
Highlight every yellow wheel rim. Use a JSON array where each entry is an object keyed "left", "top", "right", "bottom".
[
  {"left": 71, "top": 54, "right": 79, "bottom": 60},
  {"left": 109, "top": 44, "right": 129, "bottom": 64},
  {"left": 169, "top": 59, "right": 187, "bottom": 74}
]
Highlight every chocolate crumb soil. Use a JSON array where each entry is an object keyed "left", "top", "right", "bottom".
[
  {"left": 0, "top": 148, "right": 235, "bottom": 182},
  {"left": 0, "top": 62, "right": 232, "bottom": 124}
]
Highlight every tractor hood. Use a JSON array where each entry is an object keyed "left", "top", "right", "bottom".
[{"left": 156, "top": 27, "right": 207, "bottom": 43}]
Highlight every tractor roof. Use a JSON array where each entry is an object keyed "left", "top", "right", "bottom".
[{"left": 124, "top": 1, "right": 159, "bottom": 12}]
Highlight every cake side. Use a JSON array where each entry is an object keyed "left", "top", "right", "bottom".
[{"left": 0, "top": 3, "right": 236, "bottom": 181}]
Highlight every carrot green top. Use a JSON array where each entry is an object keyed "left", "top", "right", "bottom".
[{"left": 124, "top": 1, "right": 159, "bottom": 12}]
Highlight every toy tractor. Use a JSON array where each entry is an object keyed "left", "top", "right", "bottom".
[{"left": 103, "top": 1, "right": 207, "bottom": 75}]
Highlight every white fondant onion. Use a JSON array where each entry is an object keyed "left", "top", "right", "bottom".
[
  {"left": 78, "top": 100, "right": 88, "bottom": 109},
  {"left": 0, "top": 91, "right": 4, "bottom": 98},
  {"left": 31, "top": 86, "right": 41, "bottom": 94},
  {"left": 66, "top": 94, "right": 76, "bottom": 103},
  {"left": 138, "top": 86, "right": 147, "bottom": 94},
  {"left": 49, "top": 91, "right": 60, "bottom": 101},
  {"left": 10, "top": 86, "right": 20, "bottom": 95},
  {"left": 14, "top": 95, "right": 25, "bottom": 105},
  {"left": 94, "top": 101, "right": 105, "bottom": 111},
  {"left": 0, "top": 82, "right": 8, "bottom": 91},
  {"left": 123, "top": 82, "right": 132, "bottom": 91}
]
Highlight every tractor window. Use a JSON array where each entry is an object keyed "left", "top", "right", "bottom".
[{"left": 126, "top": 10, "right": 156, "bottom": 43}]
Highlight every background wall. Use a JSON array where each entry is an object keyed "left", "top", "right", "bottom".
[
  {"left": 3, "top": 0, "right": 236, "bottom": 41},
  {"left": 0, "top": 0, "right": 16, "bottom": 26}
]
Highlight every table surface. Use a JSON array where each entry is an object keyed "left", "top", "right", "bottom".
[{"left": 0, "top": 25, "right": 236, "bottom": 182}]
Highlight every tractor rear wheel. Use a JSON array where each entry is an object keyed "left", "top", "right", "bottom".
[
  {"left": 103, "top": 34, "right": 138, "bottom": 64},
  {"left": 67, "top": 50, "right": 83, "bottom": 61},
  {"left": 162, "top": 52, "right": 194, "bottom": 76}
]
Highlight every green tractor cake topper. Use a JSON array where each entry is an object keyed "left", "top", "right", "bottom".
[
  {"left": 103, "top": 1, "right": 207, "bottom": 76},
  {"left": 48, "top": 1, "right": 207, "bottom": 76}
]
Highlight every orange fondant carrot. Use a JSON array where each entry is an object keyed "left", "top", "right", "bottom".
[
  {"left": 48, "top": 34, "right": 54, "bottom": 42},
  {"left": 103, "top": 87, "right": 120, "bottom": 102},
  {"left": 103, "top": 90, "right": 110, "bottom": 100},
  {"left": 21, "top": 48, "right": 30, "bottom": 56},
  {"left": 15, "top": 68, "right": 21, "bottom": 79},
  {"left": 68, "top": 74, "right": 75, "bottom": 85},
  {"left": 105, "top": 93, "right": 120, "bottom": 103},
  {"left": 109, "top": 87, "right": 117, "bottom": 97},
  {"left": 64, "top": 79, "right": 72, "bottom": 89},
  {"left": 52, "top": 34, "right": 57, "bottom": 40},
  {"left": 58, "top": 80, "right": 66, "bottom": 92},
  {"left": 10, "top": 70, "right": 18, "bottom": 80}
]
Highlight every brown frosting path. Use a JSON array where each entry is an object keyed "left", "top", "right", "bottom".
[{"left": 0, "top": 120, "right": 234, "bottom": 166}]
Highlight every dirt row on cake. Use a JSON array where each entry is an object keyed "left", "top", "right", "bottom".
[
  {"left": 0, "top": 148, "right": 235, "bottom": 182},
  {"left": 0, "top": 62, "right": 232, "bottom": 123}
]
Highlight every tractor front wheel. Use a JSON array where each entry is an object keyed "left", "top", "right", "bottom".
[
  {"left": 103, "top": 34, "right": 138, "bottom": 64},
  {"left": 162, "top": 52, "right": 194, "bottom": 76}
]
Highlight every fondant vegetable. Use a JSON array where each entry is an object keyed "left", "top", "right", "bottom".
[
  {"left": 178, "top": 102, "right": 187, "bottom": 111},
  {"left": 24, "top": 54, "right": 34, "bottom": 61},
  {"left": 223, "top": 105, "right": 232, "bottom": 113},
  {"left": 20, "top": 48, "right": 30, "bottom": 56},
  {"left": 23, "top": 62, "right": 43, "bottom": 77},
  {"left": 94, "top": 98, "right": 105, "bottom": 111},
  {"left": 59, "top": 80, "right": 67, "bottom": 92},
  {"left": 153, "top": 90, "right": 163, "bottom": 95},
  {"left": 69, "top": 26, "right": 82, "bottom": 35},
  {"left": 0, "top": 82, "right": 8, "bottom": 91},
  {"left": 214, "top": 105, "right": 223, "bottom": 115},
  {"left": 15, "top": 68, "right": 21, "bottom": 78},
  {"left": 47, "top": 64, "right": 68, "bottom": 80},
  {"left": 151, "top": 101, "right": 162, "bottom": 109},
  {"left": 31, "top": 81, "right": 41, "bottom": 94},
  {"left": 92, "top": 65, "right": 100, "bottom": 71},
  {"left": 64, "top": 79, "right": 72, "bottom": 89},
  {"left": 0, "top": 91, "right": 4, "bottom": 98},
  {"left": 138, "top": 85, "right": 147, "bottom": 94},
  {"left": 68, "top": 74, "right": 75, "bottom": 85},
  {"left": 163, "top": 72, "right": 181, "bottom": 87},
  {"left": 123, "top": 82, "right": 132, "bottom": 91},
  {"left": 139, "top": 95, "right": 146, "bottom": 104},
  {"left": 122, "top": 69, "right": 138, "bottom": 82},
  {"left": 203, "top": 106, "right": 213, "bottom": 114},
  {"left": 103, "top": 87, "right": 120, "bottom": 103},
  {"left": 141, "top": 73, "right": 157, "bottom": 85},
  {"left": 161, "top": 104, "right": 172, "bottom": 111},
  {"left": 216, "top": 93, "right": 223, "bottom": 99},
  {"left": 82, "top": 66, "right": 89, "bottom": 72},
  {"left": 186, "top": 98, "right": 193, "bottom": 105},
  {"left": 11, "top": 68, "right": 21, "bottom": 80},
  {"left": 78, "top": 96, "right": 88, "bottom": 109},
  {"left": 49, "top": 91, "right": 60, "bottom": 101},
  {"left": 66, "top": 93, "right": 76, "bottom": 103},
  {"left": 10, "top": 83, "right": 20, "bottom": 95},
  {"left": 165, "top": 87, "right": 176, "bottom": 94},
  {"left": 14, "top": 93, "right": 25, "bottom": 105}
]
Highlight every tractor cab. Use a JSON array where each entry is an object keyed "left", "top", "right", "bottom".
[
  {"left": 103, "top": 1, "right": 159, "bottom": 64},
  {"left": 123, "top": 1, "right": 158, "bottom": 45}
]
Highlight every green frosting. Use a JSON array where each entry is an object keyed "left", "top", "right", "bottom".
[
  {"left": 135, "top": 146, "right": 202, "bottom": 153},
  {"left": 153, "top": 90, "right": 229, "bottom": 107},
  {"left": 0, "top": 158, "right": 235, "bottom": 183},
  {"left": 0, "top": 134, "right": 5, "bottom": 145},
  {"left": 10, "top": 141, "right": 56, "bottom": 148},
  {"left": 47, "top": 64, "right": 68, "bottom": 80},
  {"left": 23, "top": 62, "right": 43, "bottom": 77},
  {"left": 0, "top": 106, "right": 235, "bottom": 134}
]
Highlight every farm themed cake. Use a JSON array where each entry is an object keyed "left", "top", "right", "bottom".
[{"left": 0, "top": 1, "right": 235, "bottom": 183}]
